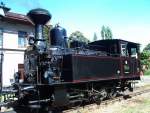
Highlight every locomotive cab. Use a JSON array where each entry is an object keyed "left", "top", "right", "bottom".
[
  {"left": 120, "top": 40, "right": 140, "bottom": 58},
  {"left": 88, "top": 39, "right": 140, "bottom": 58}
]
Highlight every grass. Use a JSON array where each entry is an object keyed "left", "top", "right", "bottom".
[
  {"left": 0, "top": 94, "right": 15, "bottom": 102},
  {"left": 121, "top": 99, "right": 150, "bottom": 113},
  {"left": 144, "top": 69, "right": 150, "bottom": 75}
]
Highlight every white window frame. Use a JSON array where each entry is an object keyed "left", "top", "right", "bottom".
[{"left": 18, "top": 31, "right": 27, "bottom": 48}]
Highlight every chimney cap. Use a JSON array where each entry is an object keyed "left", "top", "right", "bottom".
[{"left": 27, "top": 8, "right": 51, "bottom": 25}]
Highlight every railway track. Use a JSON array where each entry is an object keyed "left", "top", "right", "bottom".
[
  {"left": 1, "top": 85, "right": 150, "bottom": 113},
  {"left": 63, "top": 86, "right": 150, "bottom": 113}
]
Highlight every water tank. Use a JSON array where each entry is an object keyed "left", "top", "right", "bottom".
[{"left": 50, "top": 25, "right": 68, "bottom": 48}]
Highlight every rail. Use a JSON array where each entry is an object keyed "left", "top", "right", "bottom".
[
  {"left": 63, "top": 86, "right": 150, "bottom": 113},
  {"left": 1, "top": 85, "right": 150, "bottom": 113}
]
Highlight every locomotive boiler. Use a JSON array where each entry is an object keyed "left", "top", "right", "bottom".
[{"left": 7, "top": 8, "right": 141, "bottom": 113}]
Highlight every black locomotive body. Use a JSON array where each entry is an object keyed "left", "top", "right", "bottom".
[{"left": 11, "top": 8, "right": 141, "bottom": 112}]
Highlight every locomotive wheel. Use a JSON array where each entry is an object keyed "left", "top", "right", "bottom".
[
  {"left": 107, "top": 88, "right": 117, "bottom": 99},
  {"left": 69, "top": 99, "right": 83, "bottom": 108},
  {"left": 91, "top": 94, "right": 102, "bottom": 105},
  {"left": 99, "top": 88, "right": 107, "bottom": 100},
  {"left": 89, "top": 88, "right": 107, "bottom": 105}
]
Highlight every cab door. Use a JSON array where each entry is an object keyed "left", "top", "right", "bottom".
[
  {"left": 129, "top": 47, "right": 140, "bottom": 75},
  {"left": 120, "top": 42, "right": 132, "bottom": 77},
  {"left": 120, "top": 42, "right": 140, "bottom": 77}
]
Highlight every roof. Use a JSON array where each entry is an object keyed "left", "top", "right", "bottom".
[
  {"left": 4, "top": 12, "right": 34, "bottom": 25},
  {"left": 90, "top": 39, "right": 140, "bottom": 45}
]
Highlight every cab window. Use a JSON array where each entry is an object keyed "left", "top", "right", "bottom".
[
  {"left": 121, "top": 44, "right": 127, "bottom": 56},
  {"left": 130, "top": 48, "right": 138, "bottom": 58}
]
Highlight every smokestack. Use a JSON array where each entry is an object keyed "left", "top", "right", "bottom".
[{"left": 27, "top": 8, "right": 51, "bottom": 53}]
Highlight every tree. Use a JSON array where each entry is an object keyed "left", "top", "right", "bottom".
[
  {"left": 93, "top": 32, "right": 98, "bottom": 41},
  {"left": 43, "top": 25, "right": 53, "bottom": 44},
  {"left": 143, "top": 43, "right": 150, "bottom": 51},
  {"left": 141, "top": 43, "right": 150, "bottom": 71},
  {"left": 101, "top": 25, "right": 105, "bottom": 40},
  {"left": 106, "top": 27, "right": 113, "bottom": 39},
  {"left": 140, "top": 50, "right": 150, "bottom": 71},
  {"left": 68, "top": 31, "right": 89, "bottom": 43},
  {"left": 100, "top": 25, "right": 113, "bottom": 40}
]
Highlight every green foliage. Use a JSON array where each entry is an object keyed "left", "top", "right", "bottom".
[
  {"left": 101, "top": 26, "right": 105, "bottom": 40},
  {"left": 140, "top": 51, "right": 150, "bottom": 60},
  {"left": 140, "top": 50, "right": 150, "bottom": 71},
  {"left": 93, "top": 32, "right": 98, "bottom": 41},
  {"left": 143, "top": 43, "right": 150, "bottom": 51},
  {"left": 101, "top": 25, "right": 113, "bottom": 40},
  {"left": 68, "top": 31, "right": 89, "bottom": 43},
  {"left": 43, "top": 25, "right": 53, "bottom": 44},
  {"left": 144, "top": 69, "right": 150, "bottom": 75}
]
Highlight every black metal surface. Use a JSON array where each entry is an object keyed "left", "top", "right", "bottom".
[
  {"left": 73, "top": 56, "right": 120, "bottom": 80},
  {"left": 27, "top": 8, "right": 51, "bottom": 25},
  {"left": 70, "top": 41, "right": 86, "bottom": 48},
  {"left": 62, "top": 55, "right": 120, "bottom": 82},
  {"left": 50, "top": 25, "right": 68, "bottom": 48},
  {"left": 3, "top": 111, "right": 16, "bottom": 113},
  {"left": 53, "top": 85, "right": 69, "bottom": 107},
  {"left": 0, "top": 48, "right": 25, "bottom": 52},
  {"left": 88, "top": 40, "right": 120, "bottom": 55},
  {"left": 27, "top": 8, "right": 51, "bottom": 53},
  {"left": 61, "top": 55, "right": 73, "bottom": 82}
]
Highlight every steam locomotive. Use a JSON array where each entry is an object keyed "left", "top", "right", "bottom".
[{"left": 10, "top": 8, "right": 141, "bottom": 113}]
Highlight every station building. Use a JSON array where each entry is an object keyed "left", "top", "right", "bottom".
[{"left": 0, "top": 5, "right": 34, "bottom": 86}]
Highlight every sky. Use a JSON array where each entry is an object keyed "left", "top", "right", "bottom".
[{"left": 3, "top": 0, "right": 150, "bottom": 50}]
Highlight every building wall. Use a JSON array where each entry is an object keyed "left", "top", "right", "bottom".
[
  {"left": 0, "top": 20, "right": 34, "bottom": 86},
  {"left": 3, "top": 51, "right": 24, "bottom": 85}
]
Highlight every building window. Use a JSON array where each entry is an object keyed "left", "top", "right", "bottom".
[
  {"left": 0, "top": 29, "right": 3, "bottom": 47},
  {"left": 18, "top": 31, "right": 27, "bottom": 47}
]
